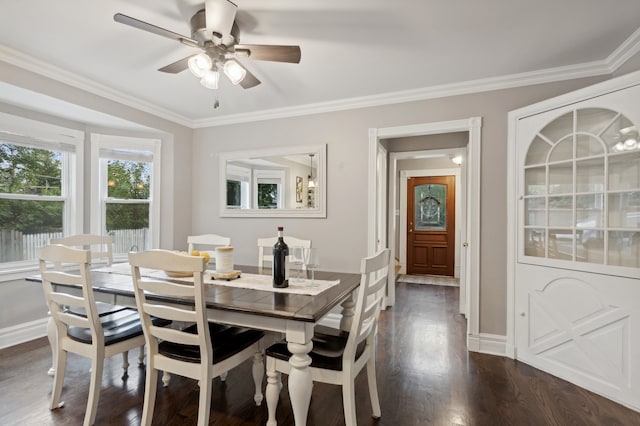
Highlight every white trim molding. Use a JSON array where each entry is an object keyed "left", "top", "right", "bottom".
[
  {"left": 0, "top": 317, "right": 48, "bottom": 349},
  {"left": 467, "top": 333, "right": 509, "bottom": 357}
]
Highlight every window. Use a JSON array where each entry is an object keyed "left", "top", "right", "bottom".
[
  {"left": 91, "top": 135, "right": 160, "bottom": 258},
  {"left": 226, "top": 164, "right": 250, "bottom": 209},
  {"left": 253, "top": 169, "right": 284, "bottom": 209},
  {"left": 0, "top": 124, "right": 82, "bottom": 266}
]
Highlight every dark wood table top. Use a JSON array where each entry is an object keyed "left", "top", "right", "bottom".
[{"left": 27, "top": 264, "right": 361, "bottom": 323}]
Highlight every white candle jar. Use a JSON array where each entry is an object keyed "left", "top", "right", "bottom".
[{"left": 215, "top": 246, "right": 234, "bottom": 273}]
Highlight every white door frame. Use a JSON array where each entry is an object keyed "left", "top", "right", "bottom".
[{"left": 368, "top": 117, "right": 482, "bottom": 343}]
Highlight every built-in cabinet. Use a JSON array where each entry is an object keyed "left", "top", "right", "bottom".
[{"left": 509, "top": 71, "right": 640, "bottom": 412}]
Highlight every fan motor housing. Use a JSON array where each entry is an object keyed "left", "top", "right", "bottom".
[{"left": 190, "top": 9, "right": 239, "bottom": 46}]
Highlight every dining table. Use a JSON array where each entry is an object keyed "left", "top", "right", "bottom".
[{"left": 27, "top": 263, "right": 362, "bottom": 426}]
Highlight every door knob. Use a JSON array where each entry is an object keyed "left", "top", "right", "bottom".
[
  {"left": 463, "top": 242, "right": 469, "bottom": 247},
  {"left": 408, "top": 229, "right": 413, "bottom": 233}
]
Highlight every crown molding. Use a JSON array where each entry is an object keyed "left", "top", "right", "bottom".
[
  {"left": 0, "top": 45, "right": 192, "bottom": 128},
  {"left": 3, "top": 24, "right": 640, "bottom": 130}
]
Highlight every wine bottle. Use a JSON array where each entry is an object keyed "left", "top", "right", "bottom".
[{"left": 273, "top": 226, "right": 289, "bottom": 288}]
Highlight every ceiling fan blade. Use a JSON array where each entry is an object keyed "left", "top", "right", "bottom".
[
  {"left": 158, "top": 55, "right": 193, "bottom": 74},
  {"left": 114, "top": 13, "right": 200, "bottom": 48},
  {"left": 240, "top": 68, "right": 261, "bottom": 89},
  {"left": 205, "top": 0, "right": 237, "bottom": 38},
  {"left": 234, "top": 44, "right": 301, "bottom": 63}
]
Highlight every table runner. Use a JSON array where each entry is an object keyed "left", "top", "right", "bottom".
[{"left": 93, "top": 262, "right": 339, "bottom": 296}]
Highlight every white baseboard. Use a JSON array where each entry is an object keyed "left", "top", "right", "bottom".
[
  {"left": 0, "top": 317, "right": 48, "bottom": 349},
  {"left": 467, "top": 332, "right": 508, "bottom": 357}
]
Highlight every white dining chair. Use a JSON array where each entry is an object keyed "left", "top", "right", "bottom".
[
  {"left": 257, "top": 235, "right": 311, "bottom": 269},
  {"left": 129, "top": 249, "right": 266, "bottom": 426},
  {"left": 39, "top": 244, "right": 170, "bottom": 426},
  {"left": 50, "top": 234, "right": 113, "bottom": 266},
  {"left": 264, "top": 248, "right": 391, "bottom": 426},
  {"left": 187, "top": 233, "right": 231, "bottom": 260}
]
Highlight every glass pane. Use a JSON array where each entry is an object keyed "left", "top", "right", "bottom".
[
  {"left": 0, "top": 199, "right": 63, "bottom": 262},
  {"left": 540, "top": 111, "right": 573, "bottom": 143},
  {"left": 106, "top": 203, "right": 150, "bottom": 252},
  {"left": 548, "top": 162, "right": 573, "bottom": 194},
  {"left": 576, "top": 230, "right": 604, "bottom": 264},
  {"left": 576, "top": 108, "right": 618, "bottom": 135},
  {"left": 525, "top": 197, "right": 546, "bottom": 226},
  {"left": 0, "top": 143, "right": 62, "bottom": 195},
  {"left": 601, "top": 114, "right": 634, "bottom": 153},
  {"left": 576, "top": 134, "right": 604, "bottom": 158},
  {"left": 608, "top": 231, "right": 640, "bottom": 268},
  {"left": 107, "top": 160, "right": 151, "bottom": 200},
  {"left": 525, "top": 136, "right": 552, "bottom": 165},
  {"left": 576, "top": 194, "right": 603, "bottom": 228},
  {"left": 576, "top": 158, "right": 604, "bottom": 193},
  {"left": 257, "top": 183, "right": 279, "bottom": 209},
  {"left": 549, "top": 137, "right": 573, "bottom": 162},
  {"left": 525, "top": 166, "right": 546, "bottom": 195},
  {"left": 608, "top": 192, "right": 640, "bottom": 228},
  {"left": 548, "top": 229, "right": 573, "bottom": 260},
  {"left": 227, "top": 179, "right": 242, "bottom": 208},
  {"left": 524, "top": 228, "right": 545, "bottom": 257},
  {"left": 548, "top": 196, "right": 573, "bottom": 227},
  {"left": 609, "top": 151, "right": 640, "bottom": 191},
  {"left": 414, "top": 184, "right": 446, "bottom": 230}
]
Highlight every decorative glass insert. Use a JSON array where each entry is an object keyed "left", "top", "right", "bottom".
[
  {"left": 522, "top": 108, "right": 640, "bottom": 268},
  {"left": 414, "top": 184, "right": 446, "bottom": 230}
]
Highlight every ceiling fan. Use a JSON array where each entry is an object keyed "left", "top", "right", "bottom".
[{"left": 114, "top": 0, "right": 301, "bottom": 90}]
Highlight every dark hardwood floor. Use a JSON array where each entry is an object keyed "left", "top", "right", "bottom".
[{"left": 2, "top": 282, "right": 639, "bottom": 425}]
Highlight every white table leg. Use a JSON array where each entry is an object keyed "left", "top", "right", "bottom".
[
  {"left": 339, "top": 294, "right": 356, "bottom": 332},
  {"left": 47, "top": 315, "right": 57, "bottom": 376},
  {"left": 287, "top": 340, "right": 313, "bottom": 426}
]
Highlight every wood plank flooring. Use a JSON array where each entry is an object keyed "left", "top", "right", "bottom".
[{"left": 2, "top": 282, "right": 639, "bottom": 425}]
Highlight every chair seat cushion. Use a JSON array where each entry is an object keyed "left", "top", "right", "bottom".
[
  {"left": 67, "top": 308, "right": 171, "bottom": 346},
  {"left": 265, "top": 325, "right": 367, "bottom": 371},
  {"left": 158, "top": 323, "right": 264, "bottom": 364},
  {"left": 65, "top": 301, "right": 128, "bottom": 318}
]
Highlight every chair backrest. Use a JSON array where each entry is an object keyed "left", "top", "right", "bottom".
[
  {"left": 187, "top": 234, "right": 231, "bottom": 257},
  {"left": 39, "top": 244, "right": 103, "bottom": 346},
  {"left": 345, "top": 248, "right": 391, "bottom": 360},
  {"left": 257, "top": 236, "right": 312, "bottom": 267},
  {"left": 128, "top": 250, "right": 211, "bottom": 366},
  {"left": 50, "top": 234, "right": 113, "bottom": 266}
]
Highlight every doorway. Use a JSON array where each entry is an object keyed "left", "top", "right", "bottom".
[{"left": 368, "top": 117, "right": 482, "bottom": 347}]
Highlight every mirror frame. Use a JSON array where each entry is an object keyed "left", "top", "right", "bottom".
[{"left": 219, "top": 144, "right": 327, "bottom": 218}]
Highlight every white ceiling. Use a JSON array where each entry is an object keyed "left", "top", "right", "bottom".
[{"left": 1, "top": 0, "right": 640, "bottom": 129}]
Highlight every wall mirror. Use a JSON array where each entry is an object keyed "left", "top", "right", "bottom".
[{"left": 219, "top": 144, "right": 326, "bottom": 218}]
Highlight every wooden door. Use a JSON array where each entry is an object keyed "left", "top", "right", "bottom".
[{"left": 407, "top": 176, "right": 455, "bottom": 276}]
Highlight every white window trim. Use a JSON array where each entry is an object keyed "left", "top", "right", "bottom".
[
  {"left": 90, "top": 134, "right": 161, "bottom": 259},
  {"left": 226, "top": 164, "right": 251, "bottom": 209}
]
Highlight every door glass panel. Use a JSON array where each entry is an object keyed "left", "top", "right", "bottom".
[
  {"left": 525, "top": 136, "right": 552, "bottom": 165},
  {"left": 549, "top": 162, "right": 573, "bottom": 194},
  {"left": 576, "top": 158, "right": 604, "bottom": 192},
  {"left": 576, "top": 194, "right": 603, "bottom": 228},
  {"left": 414, "top": 184, "right": 446, "bottom": 230},
  {"left": 576, "top": 108, "right": 618, "bottom": 135},
  {"left": 524, "top": 228, "right": 545, "bottom": 257},
  {"left": 548, "top": 196, "right": 573, "bottom": 226},
  {"left": 548, "top": 228, "right": 573, "bottom": 260},
  {"left": 609, "top": 151, "right": 640, "bottom": 191},
  {"left": 525, "top": 166, "right": 546, "bottom": 195},
  {"left": 549, "top": 137, "right": 574, "bottom": 162},
  {"left": 576, "top": 230, "right": 604, "bottom": 264},
  {"left": 608, "top": 192, "right": 640, "bottom": 228},
  {"left": 608, "top": 231, "right": 640, "bottom": 267},
  {"left": 525, "top": 197, "right": 546, "bottom": 226},
  {"left": 539, "top": 111, "right": 572, "bottom": 142},
  {"left": 576, "top": 134, "right": 604, "bottom": 158}
]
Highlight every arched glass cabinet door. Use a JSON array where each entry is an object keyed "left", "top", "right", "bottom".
[{"left": 522, "top": 107, "right": 640, "bottom": 268}]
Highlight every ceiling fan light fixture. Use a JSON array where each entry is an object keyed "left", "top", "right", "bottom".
[
  {"left": 188, "top": 53, "right": 213, "bottom": 78},
  {"left": 200, "top": 68, "right": 220, "bottom": 89},
  {"left": 223, "top": 59, "right": 247, "bottom": 84}
]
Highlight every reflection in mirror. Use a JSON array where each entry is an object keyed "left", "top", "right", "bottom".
[{"left": 219, "top": 144, "right": 326, "bottom": 218}]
